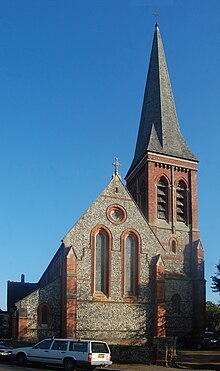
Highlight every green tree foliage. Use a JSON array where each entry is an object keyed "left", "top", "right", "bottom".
[
  {"left": 211, "top": 260, "right": 220, "bottom": 293},
  {"left": 206, "top": 301, "right": 220, "bottom": 331}
]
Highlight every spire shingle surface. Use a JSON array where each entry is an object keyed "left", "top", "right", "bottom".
[{"left": 127, "top": 25, "right": 197, "bottom": 177}]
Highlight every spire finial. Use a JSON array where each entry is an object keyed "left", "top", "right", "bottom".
[
  {"left": 153, "top": 12, "right": 159, "bottom": 27},
  {"left": 112, "top": 157, "right": 121, "bottom": 178}
]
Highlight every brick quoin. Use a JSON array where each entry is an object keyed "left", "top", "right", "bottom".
[
  {"left": 65, "top": 249, "right": 77, "bottom": 338},
  {"left": 18, "top": 316, "right": 28, "bottom": 339},
  {"left": 155, "top": 258, "right": 166, "bottom": 337}
]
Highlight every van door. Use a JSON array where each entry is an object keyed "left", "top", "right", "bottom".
[
  {"left": 27, "top": 339, "right": 53, "bottom": 363},
  {"left": 48, "top": 340, "right": 69, "bottom": 365},
  {"left": 68, "top": 341, "right": 88, "bottom": 367}
]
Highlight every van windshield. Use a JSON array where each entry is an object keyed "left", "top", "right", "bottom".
[{"left": 91, "top": 342, "right": 108, "bottom": 353}]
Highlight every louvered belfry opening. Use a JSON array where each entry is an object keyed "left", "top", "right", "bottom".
[
  {"left": 176, "top": 180, "right": 187, "bottom": 223},
  {"left": 157, "top": 176, "right": 168, "bottom": 221}
]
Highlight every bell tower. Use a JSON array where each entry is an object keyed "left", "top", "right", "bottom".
[{"left": 126, "top": 24, "right": 205, "bottom": 335}]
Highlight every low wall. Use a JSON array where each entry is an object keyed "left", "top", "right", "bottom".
[{"left": 110, "top": 344, "right": 154, "bottom": 364}]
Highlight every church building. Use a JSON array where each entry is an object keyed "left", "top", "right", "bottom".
[{"left": 8, "top": 24, "right": 205, "bottom": 361}]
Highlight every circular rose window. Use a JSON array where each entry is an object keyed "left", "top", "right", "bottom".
[{"left": 107, "top": 205, "right": 127, "bottom": 224}]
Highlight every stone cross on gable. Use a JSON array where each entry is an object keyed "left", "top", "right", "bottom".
[{"left": 112, "top": 157, "right": 121, "bottom": 176}]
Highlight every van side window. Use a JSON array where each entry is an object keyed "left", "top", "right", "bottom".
[
  {"left": 33, "top": 339, "right": 53, "bottom": 349},
  {"left": 51, "top": 340, "right": 68, "bottom": 351},
  {"left": 91, "top": 342, "right": 108, "bottom": 353},
  {"left": 69, "top": 342, "right": 87, "bottom": 352}
]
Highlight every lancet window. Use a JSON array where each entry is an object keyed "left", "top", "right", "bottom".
[
  {"left": 170, "top": 239, "right": 177, "bottom": 254},
  {"left": 122, "top": 232, "right": 139, "bottom": 297},
  {"left": 38, "top": 303, "right": 51, "bottom": 327},
  {"left": 125, "top": 235, "right": 137, "bottom": 294},
  {"left": 95, "top": 232, "right": 109, "bottom": 294}
]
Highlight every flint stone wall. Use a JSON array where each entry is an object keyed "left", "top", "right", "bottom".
[{"left": 16, "top": 278, "right": 61, "bottom": 340}]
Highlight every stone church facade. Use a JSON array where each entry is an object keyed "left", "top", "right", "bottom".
[{"left": 8, "top": 24, "right": 205, "bottom": 360}]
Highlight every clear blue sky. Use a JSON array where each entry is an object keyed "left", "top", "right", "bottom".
[{"left": 0, "top": 0, "right": 219, "bottom": 310}]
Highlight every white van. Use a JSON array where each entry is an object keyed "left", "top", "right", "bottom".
[{"left": 12, "top": 338, "right": 112, "bottom": 371}]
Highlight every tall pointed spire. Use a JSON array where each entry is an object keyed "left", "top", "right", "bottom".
[{"left": 127, "top": 24, "right": 197, "bottom": 177}]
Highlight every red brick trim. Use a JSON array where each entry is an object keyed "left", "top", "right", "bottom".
[
  {"left": 174, "top": 176, "right": 188, "bottom": 187},
  {"left": 106, "top": 204, "right": 127, "bottom": 225},
  {"left": 66, "top": 249, "right": 77, "bottom": 338},
  {"left": 155, "top": 172, "right": 171, "bottom": 184}
]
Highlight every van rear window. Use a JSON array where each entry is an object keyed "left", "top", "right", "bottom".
[{"left": 91, "top": 342, "right": 108, "bottom": 353}]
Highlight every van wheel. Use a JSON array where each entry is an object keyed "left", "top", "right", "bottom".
[
  {"left": 17, "top": 353, "right": 27, "bottom": 367},
  {"left": 64, "top": 358, "right": 76, "bottom": 371}
]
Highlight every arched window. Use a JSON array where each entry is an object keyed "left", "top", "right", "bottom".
[
  {"left": 171, "top": 294, "right": 181, "bottom": 315},
  {"left": 124, "top": 234, "right": 138, "bottom": 296},
  {"left": 38, "top": 303, "right": 51, "bottom": 327},
  {"left": 95, "top": 232, "right": 108, "bottom": 294},
  {"left": 176, "top": 180, "right": 187, "bottom": 223},
  {"left": 157, "top": 176, "right": 169, "bottom": 221},
  {"left": 170, "top": 239, "right": 177, "bottom": 254},
  {"left": 91, "top": 226, "right": 111, "bottom": 298},
  {"left": 41, "top": 306, "right": 48, "bottom": 325}
]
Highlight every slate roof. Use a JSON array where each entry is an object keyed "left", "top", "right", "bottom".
[
  {"left": 7, "top": 281, "right": 38, "bottom": 311},
  {"left": 126, "top": 24, "right": 197, "bottom": 177}
]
